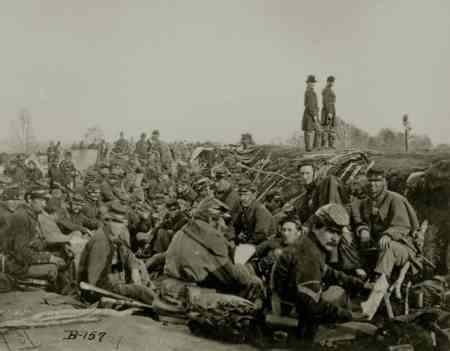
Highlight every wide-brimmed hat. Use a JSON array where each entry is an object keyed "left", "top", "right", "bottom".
[{"left": 306, "top": 75, "right": 317, "bottom": 83}]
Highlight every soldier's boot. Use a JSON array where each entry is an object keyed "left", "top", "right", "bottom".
[
  {"left": 328, "top": 131, "right": 336, "bottom": 149},
  {"left": 321, "top": 130, "right": 329, "bottom": 149},
  {"left": 313, "top": 131, "right": 321, "bottom": 150},
  {"left": 304, "top": 132, "right": 312, "bottom": 152}
]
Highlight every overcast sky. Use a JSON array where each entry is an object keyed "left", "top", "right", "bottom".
[{"left": 0, "top": 0, "right": 449, "bottom": 144}]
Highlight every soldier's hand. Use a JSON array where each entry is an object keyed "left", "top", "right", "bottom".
[
  {"left": 359, "top": 229, "right": 371, "bottom": 243},
  {"left": 379, "top": 235, "right": 392, "bottom": 250},
  {"left": 49, "top": 255, "right": 66, "bottom": 268},
  {"left": 355, "top": 268, "right": 368, "bottom": 280},
  {"left": 351, "top": 311, "right": 369, "bottom": 321},
  {"left": 238, "top": 233, "right": 248, "bottom": 243},
  {"left": 363, "top": 281, "right": 375, "bottom": 291}
]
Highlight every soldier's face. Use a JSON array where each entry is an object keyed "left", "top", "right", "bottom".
[
  {"left": 307, "top": 82, "right": 315, "bottom": 89},
  {"left": 281, "top": 222, "right": 302, "bottom": 245},
  {"left": 87, "top": 190, "right": 100, "bottom": 201},
  {"left": 367, "top": 178, "right": 386, "bottom": 199},
  {"left": 239, "top": 190, "right": 255, "bottom": 208},
  {"left": 30, "top": 198, "right": 47, "bottom": 214},
  {"left": 71, "top": 203, "right": 82, "bottom": 213},
  {"left": 299, "top": 165, "right": 314, "bottom": 185},
  {"left": 314, "top": 226, "right": 341, "bottom": 252}
]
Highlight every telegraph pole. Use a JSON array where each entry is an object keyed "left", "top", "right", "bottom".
[{"left": 402, "top": 114, "right": 411, "bottom": 152}]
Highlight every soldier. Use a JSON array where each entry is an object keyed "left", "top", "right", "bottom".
[
  {"left": 0, "top": 185, "right": 23, "bottom": 251},
  {"left": 151, "top": 130, "right": 173, "bottom": 172},
  {"left": 192, "top": 177, "right": 212, "bottom": 204},
  {"left": 112, "top": 131, "right": 130, "bottom": 155},
  {"left": 164, "top": 197, "right": 264, "bottom": 302},
  {"left": 100, "top": 173, "right": 122, "bottom": 203},
  {"left": 47, "top": 141, "right": 57, "bottom": 164},
  {"left": 55, "top": 141, "right": 62, "bottom": 162},
  {"left": 302, "top": 75, "right": 319, "bottom": 152},
  {"left": 214, "top": 178, "right": 242, "bottom": 229},
  {"left": 135, "top": 132, "right": 149, "bottom": 164},
  {"left": 279, "top": 163, "right": 349, "bottom": 225},
  {"left": 25, "top": 160, "right": 43, "bottom": 185},
  {"left": 272, "top": 204, "right": 370, "bottom": 339},
  {"left": 234, "top": 178, "right": 274, "bottom": 245},
  {"left": 47, "top": 159, "right": 62, "bottom": 189},
  {"left": 56, "top": 193, "right": 99, "bottom": 235},
  {"left": 81, "top": 183, "right": 104, "bottom": 228},
  {"left": 149, "top": 198, "right": 189, "bottom": 255},
  {"left": 59, "top": 151, "right": 77, "bottom": 188},
  {"left": 78, "top": 206, "right": 155, "bottom": 304},
  {"left": 4, "top": 159, "right": 26, "bottom": 186},
  {"left": 1, "top": 188, "right": 67, "bottom": 288},
  {"left": 350, "top": 167, "right": 420, "bottom": 279},
  {"left": 321, "top": 76, "right": 337, "bottom": 149}
]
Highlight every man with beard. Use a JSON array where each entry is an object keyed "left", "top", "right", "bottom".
[
  {"left": 350, "top": 167, "right": 419, "bottom": 279},
  {"left": 2, "top": 188, "right": 67, "bottom": 288},
  {"left": 302, "top": 75, "right": 320, "bottom": 152},
  {"left": 78, "top": 206, "right": 155, "bottom": 304},
  {"left": 272, "top": 204, "right": 370, "bottom": 339},
  {"left": 234, "top": 178, "right": 274, "bottom": 245},
  {"left": 214, "top": 178, "right": 241, "bottom": 238},
  {"left": 56, "top": 193, "right": 99, "bottom": 235}
]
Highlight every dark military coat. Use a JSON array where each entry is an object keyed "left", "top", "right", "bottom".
[
  {"left": 302, "top": 87, "right": 319, "bottom": 131},
  {"left": 321, "top": 85, "right": 336, "bottom": 126}
]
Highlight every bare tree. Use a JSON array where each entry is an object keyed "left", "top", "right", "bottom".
[{"left": 10, "top": 108, "right": 36, "bottom": 153}]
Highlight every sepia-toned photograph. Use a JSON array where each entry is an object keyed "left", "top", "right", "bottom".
[{"left": 0, "top": 1, "right": 449, "bottom": 350}]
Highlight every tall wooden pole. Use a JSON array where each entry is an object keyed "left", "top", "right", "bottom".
[{"left": 402, "top": 114, "right": 410, "bottom": 153}]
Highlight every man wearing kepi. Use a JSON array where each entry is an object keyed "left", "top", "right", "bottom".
[
  {"left": 302, "top": 75, "right": 319, "bottom": 152},
  {"left": 321, "top": 75, "right": 337, "bottom": 149},
  {"left": 78, "top": 205, "right": 155, "bottom": 304},
  {"left": 350, "top": 166, "right": 420, "bottom": 279},
  {"left": 2, "top": 187, "right": 66, "bottom": 286},
  {"left": 272, "top": 203, "right": 370, "bottom": 339},
  {"left": 234, "top": 178, "right": 274, "bottom": 245}
]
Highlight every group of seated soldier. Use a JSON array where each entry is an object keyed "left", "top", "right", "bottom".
[{"left": 0, "top": 136, "right": 430, "bottom": 342}]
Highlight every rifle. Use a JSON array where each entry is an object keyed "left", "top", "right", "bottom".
[{"left": 79, "top": 281, "right": 159, "bottom": 319}]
